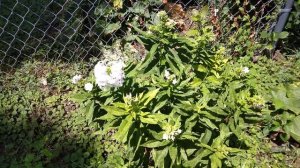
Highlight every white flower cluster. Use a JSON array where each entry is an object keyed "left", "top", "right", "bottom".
[
  {"left": 164, "top": 70, "right": 178, "bottom": 84},
  {"left": 40, "top": 77, "right": 48, "bottom": 86},
  {"left": 84, "top": 83, "right": 93, "bottom": 91},
  {"left": 71, "top": 74, "right": 82, "bottom": 84},
  {"left": 242, "top": 67, "right": 250, "bottom": 74},
  {"left": 162, "top": 129, "right": 182, "bottom": 141},
  {"left": 94, "top": 60, "right": 125, "bottom": 89}
]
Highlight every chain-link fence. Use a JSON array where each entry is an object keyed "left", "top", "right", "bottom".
[{"left": 0, "top": 0, "right": 285, "bottom": 72}]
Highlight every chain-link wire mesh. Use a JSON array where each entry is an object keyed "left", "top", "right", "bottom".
[{"left": 0, "top": 0, "right": 284, "bottom": 72}]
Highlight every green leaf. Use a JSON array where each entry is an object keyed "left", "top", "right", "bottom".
[
  {"left": 154, "top": 147, "right": 169, "bottom": 168},
  {"left": 196, "top": 64, "right": 208, "bottom": 73},
  {"left": 271, "top": 86, "right": 300, "bottom": 114},
  {"left": 141, "top": 88, "right": 160, "bottom": 106},
  {"left": 112, "top": 0, "right": 123, "bottom": 9},
  {"left": 210, "top": 154, "right": 222, "bottom": 168},
  {"left": 200, "top": 129, "right": 212, "bottom": 144},
  {"left": 278, "top": 31, "right": 289, "bottom": 39},
  {"left": 113, "top": 115, "right": 133, "bottom": 143},
  {"left": 69, "top": 92, "right": 91, "bottom": 103},
  {"left": 140, "top": 116, "right": 157, "bottom": 124},
  {"left": 180, "top": 148, "right": 188, "bottom": 161},
  {"left": 127, "top": 43, "right": 158, "bottom": 77},
  {"left": 260, "top": 31, "right": 269, "bottom": 39},
  {"left": 285, "top": 116, "right": 300, "bottom": 143},
  {"left": 199, "top": 118, "right": 218, "bottom": 130},
  {"left": 166, "top": 54, "right": 180, "bottom": 76},
  {"left": 180, "top": 132, "right": 199, "bottom": 140},
  {"left": 86, "top": 100, "right": 95, "bottom": 125},
  {"left": 101, "top": 105, "right": 128, "bottom": 116},
  {"left": 169, "top": 48, "right": 184, "bottom": 72},
  {"left": 183, "top": 149, "right": 212, "bottom": 167},
  {"left": 153, "top": 99, "right": 168, "bottom": 112},
  {"left": 169, "top": 146, "right": 177, "bottom": 165},
  {"left": 142, "top": 140, "right": 171, "bottom": 148},
  {"left": 104, "top": 22, "right": 121, "bottom": 34},
  {"left": 96, "top": 113, "right": 115, "bottom": 121}
]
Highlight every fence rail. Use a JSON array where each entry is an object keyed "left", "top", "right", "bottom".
[{"left": 0, "top": 0, "right": 285, "bottom": 71}]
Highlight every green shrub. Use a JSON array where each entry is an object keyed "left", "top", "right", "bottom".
[{"left": 72, "top": 11, "right": 300, "bottom": 167}]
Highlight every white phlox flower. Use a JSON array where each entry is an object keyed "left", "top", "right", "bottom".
[
  {"left": 164, "top": 70, "right": 171, "bottom": 80},
  {"left": 242, "top": 67, "right": 250, "bottom": 74},
  {"left": 40, "top": 77, "right": 47, "bottom": 86},
  {"left": 71, "top": 74, "right": 82, "bottom": 84},
  {"left": 94, "top": 60, "right": 125, "bottom": 89},
  {"left": 84, "top": 83, "right": 93, "bottom": 91},
  {"left": 172, "top": 78, "right": 177, "bottom": 85},
  {"left": 162, "top": 129, "right": 182, "bottom": 141},
  {"left": 162, "top": 134, "right": 169, "bottom": 140}
]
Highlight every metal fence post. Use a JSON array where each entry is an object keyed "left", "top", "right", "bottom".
[{"left": 273, "top": 0, "right": 294, "bottom": 49}]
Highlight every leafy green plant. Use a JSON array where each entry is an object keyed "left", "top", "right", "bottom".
[{"left": 72, "top": 11, "right": 300, "bottom": 167}]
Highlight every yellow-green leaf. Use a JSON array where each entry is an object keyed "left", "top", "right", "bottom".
[{"left": 112, "top": 0, "right": 123, "bottom": 9}]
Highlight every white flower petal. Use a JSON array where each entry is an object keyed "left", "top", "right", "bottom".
[
  {"left": 242, "top": 67, "right": 250, "bottom": 74},
  {"left": 71, "top": 75, "right": 82, "bottom": 84},
  {"left": 40, "top": 78, "right": 47, "bottom": 86},
  {"left": 84, "top": 83, "right": 93, "bottom": 91},
  {"left": 163, "top": 133, "right": 169, "bottom": 140},
  {"left": 94, "top": 60, "right": 125, "bottom": 89},
  {"left": 172, "top": 79, "right": 177, "bottom": 85},
  {"left": 164, "top": 70, "right": 171, "bottom": 79}
]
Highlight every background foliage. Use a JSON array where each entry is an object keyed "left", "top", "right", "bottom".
[{"left": 1, "top": 0, "right": 300, "bottom": 167}]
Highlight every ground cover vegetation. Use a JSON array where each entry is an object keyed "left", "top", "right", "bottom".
[{"left": 1, "top": 0, "right": 300, "bottom": 167}]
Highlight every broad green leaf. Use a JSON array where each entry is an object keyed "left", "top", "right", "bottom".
[
  {"left": 69, "top": 92, "right": 91, "bottom": 103},
  {"left": 153, "top": 147, "right": 169, "bottom": 168},
  {"left": 153, "top": 99, "right": 168, "bottom": 112},
  {"left": 96, "top": 113, "right": 116, "bottom": 121},
  {"left": 199, "top": 118, "right": 218, "bottom": 130},
  {"left": 127, "top": 43, "right": 158, "bottom": 77},
  {"left": 180, "top": 132, "right": 199, "bottom": 140},
  {"left": 278, "top": 31, "right": 289, "bottom": 39},
  {"left": 180, "top": 148, "right": 188, "bottom": 161},
  {"left": 141, "top": 88, "right": 160, "bottom": 106},
  {"left": 196, "top": 64, "right": 208, "bottom": 73},
  {"left": 86, "top": 100, "right": 95, "bottom": 125},
  {"left": 101, "top": 105, "right": 128, "bottom": 116},
  {"left": 148, "top": 130, "right": 163, "bottom": 140},
  {"left": 165, "top": 54, "right": 180, "bottom": 76},
  {"left": 169, "top": 48, "right": 184, "bottom": 72},
  {"left": 200, "top": 129, "right": 212, "bottom": 144},
  {"left": 169, "top": 146, "right": 177, "bottom": 165},
  {"left": 207, "top": 76, "right": 221, "bottom": 85},
  {"left": 183, "top": 149, "right": 212, "bottom": 167},
  {"left": 140, "top": 116, "right": 157, "bottom": 124},
  {"left": 206, "top": 107, "right": 228, "bottom": 116},
  {"left": 210, "top": 154, "right": 222, "bottom": 168},
  {"left": 142, "top": 140, "right": 171, "bottom": 148},
  {"left": 271, "top": 85, "right": 300, "bottom": 114},
  {"left": 285, "top": 116, "right": 300, "bottom": 143},
  {"left": 113, "top": 115, "right": 133, "bottom": 143}
]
